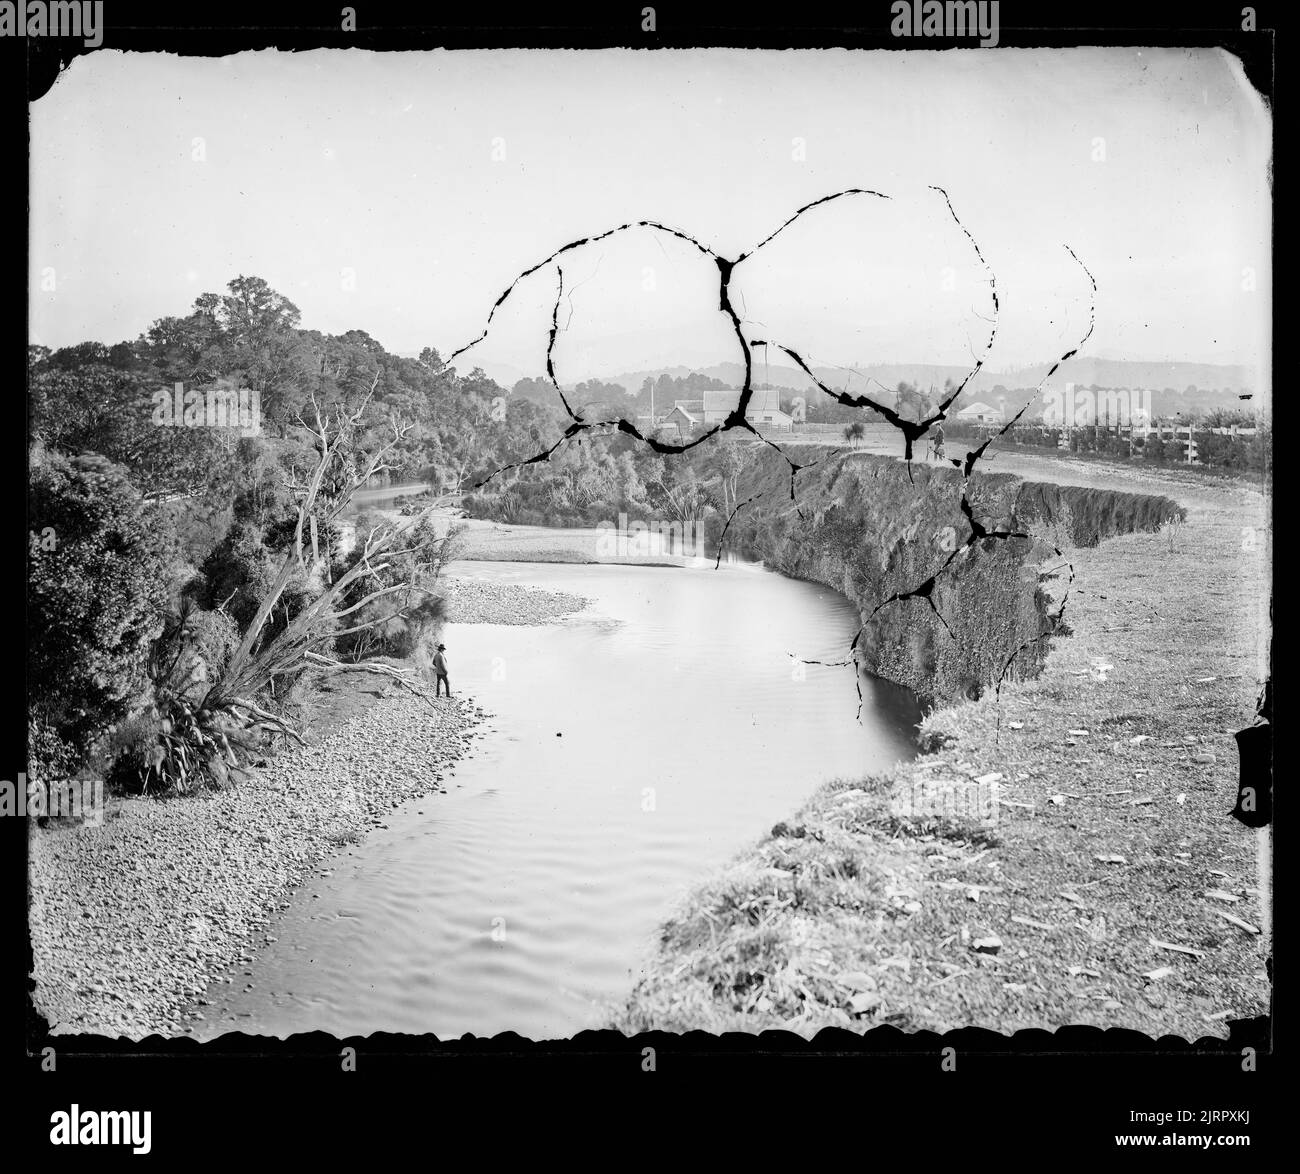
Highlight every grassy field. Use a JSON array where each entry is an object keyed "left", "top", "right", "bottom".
[{"left": 614, "top": 455, "right": 1270, "bottom": 1039}]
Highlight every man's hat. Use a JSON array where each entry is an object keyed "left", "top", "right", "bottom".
[{"left": 437, "top": 644, "right": 446, "bottom": 650}]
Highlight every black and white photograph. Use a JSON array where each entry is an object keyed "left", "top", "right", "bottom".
[{"left": 16, "top": 3, "right": 1275, "bottom": 1151}]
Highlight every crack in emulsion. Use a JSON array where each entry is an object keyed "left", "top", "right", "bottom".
[
  {"left": 748, "top": 184, "right": 999, "bottom": 464},
  {"left": 546, "top": 268, "right": 579, "bottom": 422},
  {"left": 453, "top": 210, "right": 828, "bottom": 492},
  {"left": 992, "top": 547, "right": 1076, "bottom": 741},
  {"left": 963, "top": 245, "right": 1096, "bottom": 726},
  {"left": 788, "top": 643, "right": 870, "bottom": 722},
  {"left": 454, "top": 187, "right": 994, "bottom": 521},
  {"left": 869, "top": 242, "right": 1095, "bottom": 679},
  {"left": 735, "top": 188, "right": 892, "bottom": 261},
  {"left": 713, "top": 491, "right": 765, "bottom": 570},
  {"left": 451, "top": 190, "right": 1097, "bottom": 709},
  {"left": 448, "top": 218, "right": 717, "bottom": 367}
]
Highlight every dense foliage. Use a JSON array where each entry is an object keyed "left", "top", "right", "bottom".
[
  {"left": 27, "top": 275, "right": 562, "bottom": 793},
  {"left": 30, "top": 272, "right": 1261, "bottom": 789},
  {"left": 28, "top": 451, "right": 178, "bottom": 761},
  {"left": 719, "top": 447, "right": 1183, "bottom": 703}
]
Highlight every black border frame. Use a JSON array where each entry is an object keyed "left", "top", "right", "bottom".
[{"left": 8, "top": 1, "right": 1280, "bottom": 1154}]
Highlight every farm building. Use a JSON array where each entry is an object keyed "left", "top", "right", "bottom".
[
  {"left": 658, "top": 388, "right": 793, "bottom": 436},
  {"left": 955, "top": 400, "right": 1002, "bottom": 423}
]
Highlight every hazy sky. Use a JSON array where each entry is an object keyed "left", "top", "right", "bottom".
[{"left": 31, "top": 47, "right": 1270, "bottom": 384}]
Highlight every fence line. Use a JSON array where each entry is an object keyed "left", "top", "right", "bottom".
[{"left": 938, "top": 420, "right": 1265, "bottom": 470}]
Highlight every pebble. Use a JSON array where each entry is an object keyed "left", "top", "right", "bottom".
[
  {"left": 29, "top": 691, "right": 487, "bottom": 1039},
  {"left": 441, "top": 577, "right": 590, "bottom": 626}
]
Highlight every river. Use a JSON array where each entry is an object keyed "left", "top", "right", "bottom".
[{"left": 193, "top": 541, "right": 922, "bottom": 1040}]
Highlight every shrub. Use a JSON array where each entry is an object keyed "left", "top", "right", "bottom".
[
  {"left": 333, "top": 515, "right": 452, "bottom": 662},
  {"left": 193, "top": 520, "right": 317, "bottom": 646},
  {"left": 336, "top": 592, "right": 448, "bottom": 661},
  {"left": 1248, "top": 424, "right": 1271, "bottom": 475},
  {"left": 148, "top": 602, "right": 241, "bottom": 696},
  {"left": 102, "top": 602, "right": 249, "bottom": 794},
  {"left": 195, "top": 521, "right": 275, "bottom": 627},
  {"left": 1014, "top": 482, "right": 1184, "bottom": 547},
  {"left": 28, "top": 452, "right": 176, "bottom": 761},
  {"left": 27, "top": 715, "right": 81, "bottom": 786},
  {"left": 109, "top": 694, "right": 258, "bottom": 795}
]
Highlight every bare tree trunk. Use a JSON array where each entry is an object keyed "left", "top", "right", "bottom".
[{"left": 202, "top": 383, "right": 459, "bottom": 730}]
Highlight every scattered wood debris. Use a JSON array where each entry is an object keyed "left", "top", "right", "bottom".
[
  {"left": 1011, "top": 915, "right": 1055, "bottom": 930},
  {"left": 1203, "top": 889, "right": 1240, "bottom": 903},
  {"left": 933, "top": 968, "right": 972, "bottom": 986},
  {"left": 1150, "top": 937, "right": 1206, "bottom": 958},
  {"left": 1218, "top": 911, "right": 1261, "bottom": 935}
]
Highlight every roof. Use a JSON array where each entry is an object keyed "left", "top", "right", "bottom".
[
  {"left": 956, "top": 401, "right": 998, "bottom": 418},
  {"left": 664, "top": 389, "right": 785, "bottom": 423},
  {"left": 701, "top": 388, "right": 781, "bottom": 414}
]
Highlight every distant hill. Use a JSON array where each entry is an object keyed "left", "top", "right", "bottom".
[
  {"left": 408, "top": 353, "right": 1265, "bottom": 415},
  {"left": 987, "top": 358, "right": 1261, "bottom": 395},
  {"left": 593, "top": 359, "right": 1263, "bottom": 398}
]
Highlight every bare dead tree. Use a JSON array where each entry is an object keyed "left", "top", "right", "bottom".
[{"left": 199, "top": 382, "right": 461, "bottom": 738}]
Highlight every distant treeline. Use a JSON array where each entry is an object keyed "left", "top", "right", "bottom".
[
  {"left": 510, "top": 370, "right": 892, "bottom": 424},
  {"left": 28, "top": 275, "right": 567, "bottom": 795},
  {"left": 940, "top": 418, "right": 1270, "bottom": 475}
]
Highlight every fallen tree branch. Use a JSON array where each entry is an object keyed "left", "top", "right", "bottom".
[{"left": 303, "top": 651, "right": 436, "bottom": 704}]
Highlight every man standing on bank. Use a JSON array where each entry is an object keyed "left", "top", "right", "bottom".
[{"left": 432, "top": 643, "right": 451, "bottom": 697}]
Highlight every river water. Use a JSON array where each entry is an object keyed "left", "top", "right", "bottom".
[{"left": 195, "top": 548, "right": 922, "bottom": 1040}]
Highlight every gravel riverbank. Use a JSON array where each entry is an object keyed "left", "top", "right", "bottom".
[
  {"left": 29, "top": 690, "right": 487, "bottom": 1038},
  {"left": 442, "top": 574, "right": 591, "bottom": 625},
  {"left": 29, "top": 568, "right": 594, "bottom": 1038}
]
